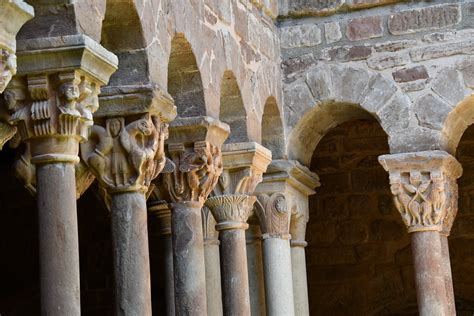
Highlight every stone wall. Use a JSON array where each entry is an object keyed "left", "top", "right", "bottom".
[
  {"left": 307, "top": 119, "right": 417, "bottom": 315},
  {"left": 281, "top": 1, "right": 474, "bottom": 161}
]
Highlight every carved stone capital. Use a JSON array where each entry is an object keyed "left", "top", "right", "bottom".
[
  {"left": 81, "top": 114, "right": 168, "bottom": 194},
  {"left": 290, "top": 213, "right": 309, "bottom": 247},
  {"left": 148, "top": 200, "right": 172, "bottom": 236},
  {"left": 205, "top": 194, "right": 256, "bottom": 230},
  {"left": 162, "top": 116, "right": 230, "bottom": 205},
  {"left": 163, "top": 141, "right": 224, "bottom": 204},
  {"left": 255, "top": 193, "right": 291, "bottom": 239},
  {"left": 214, "top": 142, "right": 272, "bottom": 196},
  {"left": 14, "top": 143, "right": 95, "bottom": 199},
  {"left": 379, "top": 151, "right": 462, "bottom": 234},
  {"left": 4, "top": 35, "right": 117, "bottom": 162},
  {"left": 0, "top": 0, "right": 34, "bottom": 93}
]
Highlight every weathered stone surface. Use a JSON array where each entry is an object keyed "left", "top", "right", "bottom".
[
  {"left": 374, "top": 39, "right": 418, "bottom": 53},
  {"left": 324, "top": 45, "right": 372, "bottom": 62},
  {"left": 324, "top": 21, "right": 342, "bottom": 43},
  {"left": 346, "top": 15, "right": 383, "bottom": 41},
  {"left": 330, "top": 65, "right": 372, "bottom": 104},
  {"left": 366, "top": 52, "right": 409, "bottom": 70},
  {"left": 282, "top": 53, "right": 317, "bottom": 82},
  {"left": 457, "top": 57, "right": 474, "bottom": 88},
  {"left": 431, "top": 67, "right": 467, "bottom": 106},
  {"left": 287, "top": 0, "right": 344, "bottom": 16},
  {"left": 280, "top": 24, "right": 322, "bottom": 48},
  {"left": 283, "top": 80, "right": 316, "bottom": 128},
  {"left": 392, "top": 65, "right": 429, "bottom": 83},
  {"left": 410, "top": 40, "right": 474, "bottom": 61},
  {"left": 360, "top": 74, "right": 398, "bottom": 113},
  {"left": 377, "top": 92, "right": 412, "bottom": 135},
  {"left": 415, "top": 94, "right": 452, "bottom": 130},
  {"left": 388, "top": 4, "right": 461, "bottom": 35},
  {"left": 400, "top": 80, "right": 428, "bottom": 93},
  {"left": 305, "top": 65, "right": 332, "bottom": 101}
]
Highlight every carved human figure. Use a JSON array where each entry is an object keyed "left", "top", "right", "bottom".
[{"left": 0, "top": 50, "right": 16, "bottom": 93}]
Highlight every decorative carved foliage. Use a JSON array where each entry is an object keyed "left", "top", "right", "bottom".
[
  {"left": 389, "top": 170, "right": 458, "bottom": 233},
  {"left": 205, "top": 194, "right": 256, "bottom": 230},
  {"left": 163, "top": 141, "right": 223, "bottom": 203},
  {"left": 215, "top": 167, "right": 263, "bottom": 196},
  {"left": 0, "top": 49, "right": 16, "bottom": 93},
  {"left": 255, "top": 193, "right": 291, "bottom": 238},
  {"left": 81, "top": 114, "right": 167, "bottom": 193},
  {"left": 8, "top": 71, "right": 100, "bottom": 144}
]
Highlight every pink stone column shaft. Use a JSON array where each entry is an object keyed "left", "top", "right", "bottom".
[
  {"left": 37, "top": 162, "right": 81, "bottom": 316},
  {"left": 411, "top": 231, "right": 449, "bottom": 316},
  {"left": 246, "top": 224, "right": 266, "bottom": 316},
  {"left": 440, "top": 235, "right": 456, "bottom": 316}
]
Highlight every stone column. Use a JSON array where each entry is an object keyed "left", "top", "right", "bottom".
[
  {"left": 148, "top": 200, "right": 175, "bottom": 316},
  {"left": 206, "top": 142, "right": 272, "bottom": 316},
  {"left": 255, "top": 159, "right": 319, "bottom": 316},
  {"left": 7, "top": 35, "right": 117, "bottom": 315},
  {"left": 290, "top": 215, "right": 310, "bottom": 316},
  {"left": 81, "top": 96, "right": 174, "bottom": 315},
  {"left": 202, "top": 206, "right": 223, "bottom": 316},
  {"left": 379, "top": 151, "right": 462, "bottom": 316},
  {"left": 255, "top": 193, "right": 294, "bottom": 316},
  {"left": 0, "top": 1, "right": 33, "bottom": 149},
  {"left": 246, "top": 222, "right": 266, "bottom": 316},
  {"left": 162, "top": 116, "right": 229, "bottom": 316}
]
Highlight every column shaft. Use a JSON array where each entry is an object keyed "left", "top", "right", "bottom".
[
  {"left": 291, "top": 242, "right": 309, "bottom": 316},
  {"left": 246, "top": 225, "right": 266, "bottom": 316},
  {"left": 204, "top": 239, "right": 223, "bottom": 315},
  {"left": 440, "top": 235, "right": 456, "bottom": 316},
  {"left": 163, "top": 233, "right": 175, "bottom": 316},
  {"left": 111, "top": 192, "right": 152, "bottom": 315},
  {"left": 411, "top": 231, "right": 448, "bottom": 316},
  {"left": 263, "top": 237, "right": 295, "bottom": 316},
  {"left": 220, "top": 228, "right": 251, "bottom": 315},
  {"left": 171, "top": 201, "right": 207, "bottom": 315},
  {"left": 37, "top": 162, "right": 80, "bottom": 316}
]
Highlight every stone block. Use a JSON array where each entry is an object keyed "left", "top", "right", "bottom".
[
  {"left": 360, "top": 74, "right": 398, "bottom": 113},
  {"left": 347, "top": 0, "right": 398, "bottom": 9},
  {"left": 367, "top": 52, "right": 409, "bottom": 70},
  {"left": 287, "top": 0, "right": 344, "bottom": 16},
  {"left": 410, "top": 40, "right": 474, "bottom": 62},
  {"left": 282, "top": 53, "right": 317, "bottom": 82},
  {"left": 324, "top": 45, "right": 372, "bottom": 62},
  {"left": 337, "top": 220, "right": 369, "bottom": 245},
  {"left": 423, "top": 31, "right": 455, "bottom": 43},
  {"left": 282, "top": 79, "right": 316, "bottom": 128},
  {"left": 280, "top": 24, "right": 321, "bottom": 48},
  {"left": 324, "top": 21, "right": 342, "bottom": 44},
  {"left": 457, "top": 57, "right": 474, "bottom": 88},
  {"left": 346, "top": 15, "right": 383, "bottom": 41},
  {"left": 388, "top": 4, "right": 461, "bottom": 35},
  {"left": 431, "top": 67, "right": 467, "bottom": 106},
  {"left": 392, "top": 66, "right": 429, "bottom": 83},
  {"left": 377, "top": 92, "right": 412, "bottom": 135},
  {"left": 330, "top": 65, "right": 372, "bottom": 104},
  {"left": 414, "top": 94, "right": 451, "bottom": 130},
  {"left": 374, "top": 40, "right": 418, "bottom": 53},
  {"left": 305, "top": 64, "right": 332, "bottom": 101},
  {"left": 400, "top": 80, "right": 428, "bottom": 93},
  {"left": 369, "top": 219, "right": 404, "bottom": 241}
]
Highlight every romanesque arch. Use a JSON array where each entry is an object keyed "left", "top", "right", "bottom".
[
  {"left": 286, "top": 64, "right": 413, "bottom": 166},
  {"left": 262, "top": 96, "right": 285, "bottom": 159},
  {"left": 168, "top": 34, "right": 206, "bottom": 117},
  {"left": 219, "top": 70, "right": 249, "bottom": 143}
]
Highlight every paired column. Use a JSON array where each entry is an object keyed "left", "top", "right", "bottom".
[
  {"left": 148, "top": 200, "right": 175, "bottom": 316},
  {"left": 7, "top": 35, "right": 117, "bottom": 315},
  {"left": 206, "top": 142, "right": 272, "bottom": 315},
  {"left": 254, "top": 159, "right": 319, "bottom": 316},
  {"left": 246, "top": 222, "right": 266, "bottom": 316},
  {"left": 379, "top": 150, "right": 462, "bottom": 316},
  {"left": 162, "top": 116, "right": 229, "bottom": 315},
  {"left": 0, "top": 1, "right": 33, "bottom": 149},
  {"left": 202, "top": 205, "right": 223, "bottom": 315}
]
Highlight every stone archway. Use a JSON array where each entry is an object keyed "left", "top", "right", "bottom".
[{"left": 262, "top": 96, "right": 285, "bottom": 159}]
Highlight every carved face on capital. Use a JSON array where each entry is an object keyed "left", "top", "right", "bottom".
[
  {"left": 107, "top": 118, "right": 124, "bottom": 137},
  {"left": 137, "top": 119, "right": 152, "bottom": 136}
]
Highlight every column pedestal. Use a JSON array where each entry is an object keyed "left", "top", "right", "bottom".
[
  {"left": 171, "top": 201, "right": 208, "bottom": 316},
  {"left": 111, "top": 192, "right": 152, "bottom": 316},
  {"left": 37, "top": 162, "right": 80, "bottom": 316},
  {"left": 262, "top": 236, "right": 295, "bottom": 316}
]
